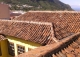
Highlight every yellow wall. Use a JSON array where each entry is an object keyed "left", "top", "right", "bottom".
[
  {"left": 6, "top": 36, "right": 41, "bottom": 56},
  {"left": 0, "top": 39, "right": 8, "bottom": 57},
  {"left": 0, "top": 41, "right": 1, "bottom": 57}
]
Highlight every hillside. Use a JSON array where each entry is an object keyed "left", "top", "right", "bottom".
[{"left": 0, "top": 0, "right": 73, "bottom": 11}]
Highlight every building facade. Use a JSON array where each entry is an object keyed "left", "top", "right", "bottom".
[
  {"left": 0, "top": 4, "right": 10, "bottom": 20},
  {"left": 0, "top": 35, "right": 41, "bottom": 57}
]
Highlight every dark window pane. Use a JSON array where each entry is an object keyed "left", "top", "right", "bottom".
[
  {"left": 17, "top": 45, "right": 25, "bottom": 55},
  {"left": 8, "top": 42, "right": 15, "bottom": 56}
]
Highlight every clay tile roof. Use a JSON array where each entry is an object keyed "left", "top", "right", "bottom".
[
  {"left": 15, "top": 32, "right": 80, "bottom": 57},
  {"left": 0, "top": 35, "right": 6, "bottom": 41},
  {"left": 12, "top": 11, "right": 80, "bottom": 40},
  {"left": 0, "top": 20, "right": 56, "bottom": 45}
]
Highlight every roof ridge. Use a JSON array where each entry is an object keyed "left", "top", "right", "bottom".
[
  {"left": 28, "top": 11, "right": 80, "bottom": 13},
  {"left": 0, "top": 20, "right": 52, "bottom": 25}
]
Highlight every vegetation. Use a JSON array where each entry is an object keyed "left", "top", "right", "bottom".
[{"left": 0, "top": 0, "right": 73, "bottom": 11}]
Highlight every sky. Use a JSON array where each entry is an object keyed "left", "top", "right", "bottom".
[
  {"left": 59, "top": 0, "right": 80, "bottom": 10},
  {"left": 59, "top": 0, "right": 80, "bottom": 5}
]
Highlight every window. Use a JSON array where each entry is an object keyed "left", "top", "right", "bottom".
[
  {"left": 17, "top": 45, "right": 25, "bottom": 55},
  {"left": 8, "top": 42, "right": 15, "bottom": 56},
  {"left": 0, "top": 47, "right": 2, "bottom": 56}
]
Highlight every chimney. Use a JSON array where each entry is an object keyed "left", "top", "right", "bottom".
[{"left": 0, "top": 4, "right": 10, "bottom": 20}]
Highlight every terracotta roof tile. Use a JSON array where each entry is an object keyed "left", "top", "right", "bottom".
[
  {"left": 0, "top": 35, "right": 6, "bottom": 41},
  {"left": 52, "top": 33, "right": 80, "bottom": 57},
  {"left": 15, "top": 32, "right": 80, "bottom": 57},
  {"left": 13, "top": 11, "right": 79, "bottom": 40},
  {"left": 0, "top": 20, "right": 55, "bottom": 45}
]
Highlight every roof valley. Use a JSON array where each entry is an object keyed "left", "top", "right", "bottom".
[{"left": 50, "top": 23, "right": 59, "bottom": 42}]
